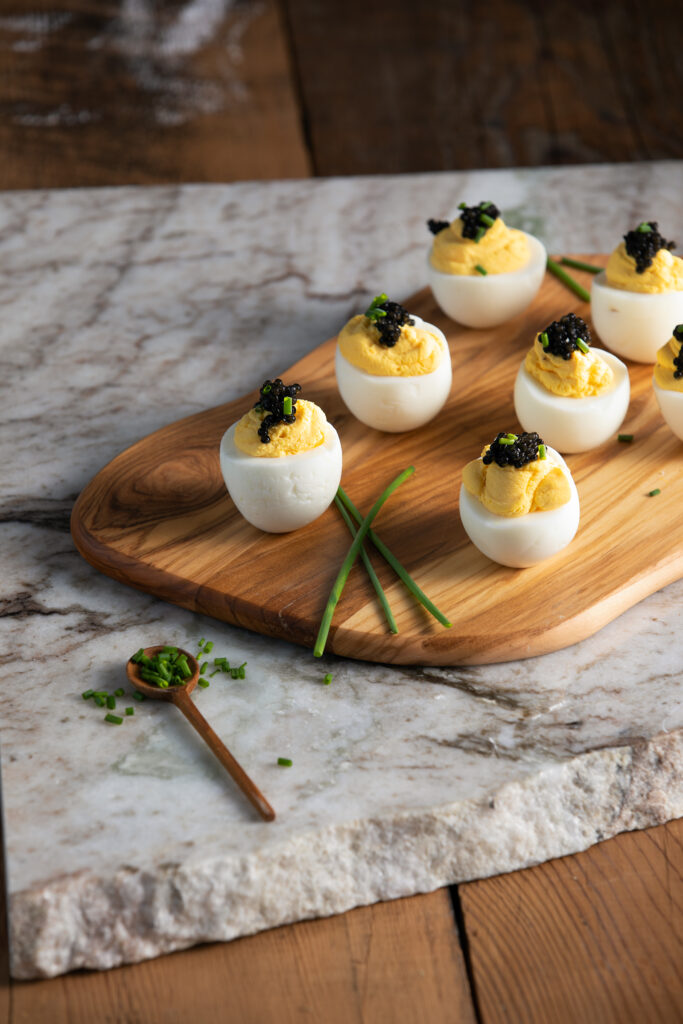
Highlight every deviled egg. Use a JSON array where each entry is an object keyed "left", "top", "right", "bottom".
[
  {"left": 335, "top": 294, "right": 452, "bottom": 432},
  {"left": 459, "top": 431, "right": 580, "bottom": 568},
  {"left": 514, "top": 312, "right": 630, "bottom": 453},
  {"left": 653, "top": 324, "right": 683, "bottom": 441},
  {"left": 426, "top": 201, "right": 546, "bottom": 328},
  {"left": 220, "top": 379, "right": 342, "bottom": 532},
  {"left": 591, "top": 220, "right": 683, "bottom": 363}
]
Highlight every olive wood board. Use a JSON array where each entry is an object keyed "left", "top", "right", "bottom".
[{"left": 71, "top": 256, "right": 683, "bottom": 665}]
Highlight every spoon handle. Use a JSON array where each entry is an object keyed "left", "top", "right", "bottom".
[{"left": 175, "top": 691, "right": 275, "bottom": 822}]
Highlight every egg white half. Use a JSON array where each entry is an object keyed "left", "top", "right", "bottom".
[
  {"left": 220, "top": 418, "right": 342, "bottom": 532},
  {"left": 458, "top": 448, "right": 580, "bottom": 568},
  {"left": 591, "top": 271, "right": 683, "bottom": 363},
  {"left": 513, "top": 349, "right": 630, "bottom": 453},
  {"left": 653, "top": 379, "right": 683, "bottom": 441},
  {"left": 427, "top": 232, "right": 547, "bottom": 328},
  {"left": 335, "top": 315, "right": 452, "bottom": 432}
]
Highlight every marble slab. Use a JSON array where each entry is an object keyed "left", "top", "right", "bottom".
[{"left": 2, "top": 162, "right": 682, "bottom": 978}]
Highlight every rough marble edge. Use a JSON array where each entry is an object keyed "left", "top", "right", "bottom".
[{"left": 10, "top": 728, "right": 683, "bottom": 979}]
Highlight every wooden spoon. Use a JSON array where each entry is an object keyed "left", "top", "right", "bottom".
[{"left": 126, "top": 646, "right": 275, "bottom": 822}]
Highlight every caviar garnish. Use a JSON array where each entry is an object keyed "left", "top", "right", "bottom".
[
  {"left": 483, "top": 431, "right": 544, "bottom": 468},
  {"left": 427, "top": 218, "right": 450, "bottom": 235},
  {"left": 364, "top": 295, "right": 414, "bottom": 348},
  {"left": 673, "top": 324, "right": 683, "bottom": 379},
  {"left": 624, "top": 221, "right": 676, "bottom": 274},
  {"left": 253, "top": 378, "right": 301, "bottom": 443},
  {"left": 458, "top": 200, "right": 500, "bottom": 242},
  {"left": 538, "top": 313, "right": 592, "bottom": 360}
]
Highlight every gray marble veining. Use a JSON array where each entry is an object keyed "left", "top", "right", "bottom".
[{"left": 2, "top": 162, "right": 682, "bottom": 978}]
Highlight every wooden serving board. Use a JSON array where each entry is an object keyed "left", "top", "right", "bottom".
[{"left": 71, "top": 257, "right": 683, "bottom": 665}]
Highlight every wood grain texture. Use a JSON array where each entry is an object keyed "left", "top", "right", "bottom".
[
  {"left": 10, "top": 891, "right": 476, "bottom": 1024},
  {"left": 71, "top": 257, "right": 683, "bottom": 665},
  {"left": 460, "top": 817, "right": 683, "bottom": 1024},
  {"left": 0, "top": 0, "right": 311, "bottom": 189}
]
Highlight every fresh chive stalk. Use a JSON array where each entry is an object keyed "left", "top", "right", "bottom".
[
  {"left": 333, "top": 495, "right": 398, "bottom": 635},
  {"left": 546, "top": 258, "right": 591, "bottom": 303},
  {"left": 336, "top": 487, "right": 452, "bottom": 629},
  {"left": 560, "top": 256, "right": 603, "bottom": 274},
  {"left": 314, "top": 468, "right": 415, "bottom": 657},
  {"left": 474, "top": 264, "right": 488, "bottom": 276}
]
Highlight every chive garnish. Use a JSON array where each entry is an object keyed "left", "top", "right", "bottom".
[
  {"left": 203, "top": 641, "right": 214, "bottom": 654},
  {"left": 499, "top": 437, "right": 515, "bottom": 445},
  {"left": 336, "top": 487, "right": 451, "bottom": 629},
  {"left": 618, "top": 433, "right": 634, "bottom": 443},
  {"left": 546, "top": 258, "right": 591, "bottom": 303},
  {"left": 114, "top": 687, "right": 125, "bottom": 697},
  {"left": 474, "top": 226, "right": 486, "bottom": 243},
  {"left": 199, "top": 637, "right": 206, "bottom": 647},
  {"left": 94, "top": 695, "right": 105, "bottom": 707},
  {"left": 198, "top": 679, "right": 210, "bottom": 689},
  {"left": 458, "top": 202, "right": 467, "bottom": 210},
  {"left": 106, "top": 695, "right": 116, "bottom": 709},
  {"left": 333, "top": 495, "right": 398, "bottom": 635},
  {"left": 133, "top": 691, "right": 145, "bottom": 702},
  {"left": 125, "top": 707, "right": 134, "bottom": 716},
  {"left": 648, "top": 488, "right": 661, "bottom": 496},
  {"left": 94, "top": 691, "right": 108, "bottom": 698},
  {"left": 576, "top": 338, "right": 589, "bottom": 354},
  {"left": 637, "top": 222, "right": 652, "bottom": 233},
  {"left": 200, "top": 661, "right": 208, "bottom": 674},
  {"left": 540, "top": 332, "right": 549, "bottom": 349},
  {"left": 480, "top": 213, "right": 495, "bottom": 228},
  {"left": 474, "top": 264, "right": 488, "bottom": 276},
  {"left": 314, "top": 468, "right": 415, "bottom": 658},
  {"left": 105, "top": 713, "right": 123, "bottom": 725},
  {"left": 323, "top": 673, "right": 333, "bottom": 685},
  {"left": 479, "top": 201, "right": 493, "bottom": 210},
  {"left": 277, "top": 757, "right": 293, "bottom": 767},
  {"left": 82, "top": 689, "right": 94, "bottom": 700},
  {"left": 364, "top": 293, "right": 389, "bottom": 322},
  {"left": 560, "top": 257, "right": 603, "bottom": 274},
  {"left": 210, "top": 669, "right": 220, "bottom": 677},
  {"left": 283, "top": 396, "right": 292, "bottom": 416},
  {"left": 538, "top": 444, "right": 547, "bottom": 460}
]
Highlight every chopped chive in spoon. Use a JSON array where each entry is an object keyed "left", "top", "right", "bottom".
[
  {"left": 474, "top": 264, "right": 488, "bottom": 276},
  {"left": 333, "top": 494, "right": 398, "bottom": 635},
  {"left": 546, "top": 258, "right": 591, "bottom": 303}
]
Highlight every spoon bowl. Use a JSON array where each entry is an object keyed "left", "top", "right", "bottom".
[{"left": 127, "top": 645, "right": 275, "bottom": 822}]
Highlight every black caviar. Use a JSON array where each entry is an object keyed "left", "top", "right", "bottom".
[
  {"left": 674, "top": 324, "right": 683, "bottom": 379},
  {"left": 365, "top": 295, "right": 414, "bottom": 348},
  {"left": 483, "top": 432, "right": 544, "bottom": 468},
  {"left": 253, "top": 378, "right": 301, "bottom": 443},
  {"left": 459, "top": 201, "right": 500, "bottom": 242},
  {"left": 538, "top": 313, "right": 592, "bottom": 360},
  {"left": 624, "top": 221, "right": 676, "bottom": 274},
  {"left": 427, "top": 218, "right": 451, "bottom": 235}
]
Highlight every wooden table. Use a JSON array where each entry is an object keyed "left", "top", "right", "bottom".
[{"left": 1, "top": 2, "right": 681, "bottom": 1020}]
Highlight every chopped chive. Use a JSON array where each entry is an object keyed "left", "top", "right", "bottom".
[
  {"left": 499, "top": 437, "right": 515, "bottom": 445},
  {"left": 333, "top": 494, "right": 398, "bottom": 635},
  {"left": 210, "top": 669, "right": 220, "bottom": 677},
  {"left": 637, "top": 222, "right": 652, "bottom": 233},
  {"left": 131, "top": 648, "right": 145, "bottom": 663},
  {"left": 576, "top": 338, "right": 589, "bottom": 354},
  {"left": 323, "top": 673, "right": 333, "bottom": 685},
  {"left": 283, "top": 396, "right": 292, "bottom": 416},
  {"left": 114, "top": 687, "right": 125, "bottom": 697},
  {"left": 648, "top": 488, "right": 661, "bottom": 496},
  {"left": 458, "top": 201, "right": 466, "bottom": 209},
  {"left": 480, "top": 213, "right": 496, "bottom": 228},
  {"left": 200, "top": 661, "right": 208, "bottom": 675},
  {"left": 133, "top": 691, "right": 145, "bottom": 702},
  {"left": 546, "top": 258, "right": 591, "bottom": 303},
  {"left": 107, "top": 695, "right": 116, "bottom": 709},
  {"left": 560, "top": 256, "right": 603, "bottom": 274},
  {"left": 277, "top": 757, "right": 293, "bottom": 767},
  {"left": 538, "top": 444, "right": 547, "bottom": 460},
  {"left": 214, "top": 657, "right": 227, "bottom": 667},
  {"left": 105, "top": 713, "right": 123, "bottom": 725},
  {"left": 94, "top": 691, "right": 108, "bottom": 699},
  {"left": 479, "top": 201, "right": 492, "bottom": 210},
  {"left": 81, "top": 689, "right": 94, "bottom": 700},
  {"left": 203, "top": 641, "right": 214, "bottom": 654},
  {"left": 336, "top": 487, "right": 451, "bottom": 629},
  {"left": 474, "top": 264, "right": 488, "bottom": 276},
  {"left": 94, "top": 695, "right": 105, "bottom": 707},
  {"left": 505, "top": 433, "right": 517, "bottom": 441},
  {"left": 473, "top": 226, "right": 486, "bottom": 243},
  {"left": 618, "top": 433, "right": 634, "bottom": 443},
  {"left": 540, "top": 332, "right": 549, "bottom": 349},
  {"left": 199, "top": 637, "right": 206, "bottom": 647},
  {"left": 314, "top": 468, "right": 415, "bottom": 657},
  {"left": 125, "top": 707, "right": 134, "bottom": 716},
  {"left": 197, "top": 678, "right": 210, "bottom": 688}
]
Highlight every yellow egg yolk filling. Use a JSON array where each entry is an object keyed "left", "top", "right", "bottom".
[
  {"left": 234, "top": 398, "right": 327, "bottom": 457},
  {"left": 337, "top": 314, "right": 444, "bottom": 376},
  {"left": 429, "top": 215, "right": 529, "bottom": 276},
  {"left": 605, "top": 243, "right": 683, "bottom": 293},
  {"left": 462, "top": 446, "right": 571, "bottom": 518},
  {"left": 524, "top": 335, "right": 614, "bottom": 397},
  {"left": 654, "top": 335, "right": 683, "bottom": 393}
]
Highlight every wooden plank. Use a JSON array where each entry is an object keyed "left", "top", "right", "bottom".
[
  {"left": 459, "top": 818, "right": 683, "bottom": 1024},
  {"left": 0, "top": 0, "right": 311, "bottom": 188},
  {"left": 285, "top": 0, "right": 680, "bottom": 174},
  {"left": 11, "top": 891, "right": 476, "bottom": 1023}
]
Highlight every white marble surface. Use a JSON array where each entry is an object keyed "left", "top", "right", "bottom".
[{"left": 2, "top": 162, "right": 683, "bottom": 978}]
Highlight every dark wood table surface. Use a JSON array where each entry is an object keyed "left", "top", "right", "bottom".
[{"left": 1, "top": 1, "right": 682, "bottom": 1020}]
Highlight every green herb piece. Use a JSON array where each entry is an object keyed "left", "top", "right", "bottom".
[
  {"left": 538, "top": 444, "right": 547, "bottom": 460},
  {"left": 560, "top": 257, "right": 603, "bottom": 274},
  {"left": 336, "top": 487, "right": 451, "bottom": 629},
  {"left": 540, "top": 332, "right": 550, "bottom": 349},
  {"left": 94, "top": 695, "right": 105, "bottom": 707},
  {"left": 125, "top": 707, "right": 134, "bottom": 716},
  {"left": 133, "top": 692, "right": 145, "bottom": 702},
  {"left": 365, "top": 293, "right": 389, "bottom": 321},
  {"left": 277, "top": 757, "right": 293, "bottom": 767},
  {"left": 314, "top": 468, "right": 415, "bottom": 657},
  {"left": 458, "top": 202, "right": 467, "bottom": 210},
  {"left": 637, "top": 222, "right": 652, "bottom": 233},
  {"left": 546, "top": 258, "right": 591, "bottom": 303},
  {"left": 474, "top": 226, "right": 486, "bottom": 243},
  {"left": 238, "top": 662, "right": 247, "bottom": 678},
  {"left": 106, "top": 695, "right": 116, "bottom": 710},
  {"left": 648, "top": 488, "right": 661, "bottom": 496},
  {"left": 210, "top": 668, "right": 220, "bottom": 677},
  {"left": 81, "top": 689, "right": 94, "bottom": 700},
  {"left": 323, "top": 673, "right": 333, "bottom": 685},
  {"left": 114, "top": 687, "right": 125, "bottom": 697},
  {"left": 618, "top": 433, "right": 634, "bottom": 443},
  {"left": 198, "top": 678, "right": 210, "bottom": 689},
  {"left": 474, "top": 264, "right": 488, "bottom": 276},
  {"left": 105, "top": 713, "right": 123, "bottom": 725},
  {"left": 199, "top": 637, "right": 206, "bottom": 647},
  {"left": 333, "top": 495, "right": 398, "bottom": 635},
  {"left": 200, "top": 661, "right": 208, "bottom": 675},
  {"left": 576, "top": 338, "right": 590, "bottom": 354},
  {"left": 480, "top": 213, "right": 496, "bottom": 228},
  {"left": 479, "top": 201, "right": 493, "bottom": 210},
  {"left": 283, "top": 396, "right": 292, "bottom": 416},
  {"left": 499, "top": 437, "right": 515, "bottom": 446},
  {"left": 93, "top": 691, "right": 108, "bottom": 698},
  {"left": 203, "top": 641, "right": 214, "bottom": 654},
  {"left": 131, "top": 648, "right": 146, "bottom": 663}
]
